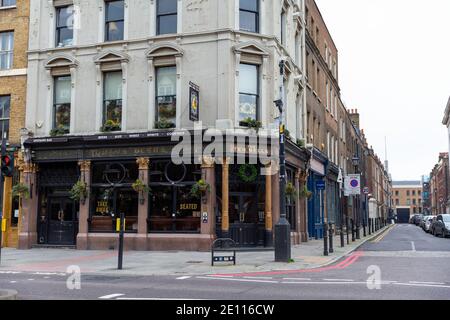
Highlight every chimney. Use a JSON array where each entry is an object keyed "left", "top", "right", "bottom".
[{"left": 349, "top": 108, "right": 360, "bottom": 129}]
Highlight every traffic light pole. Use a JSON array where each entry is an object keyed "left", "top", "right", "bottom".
[{"left": 0, "top": 132, "right": 7, "bottom": 265}]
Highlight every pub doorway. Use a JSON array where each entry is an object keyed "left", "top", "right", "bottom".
[{"left": 47, "top": 196, "right": 78, "bottom": 245}]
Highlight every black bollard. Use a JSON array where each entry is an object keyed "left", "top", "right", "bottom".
[
  {"left": 356, "top": 222, "right": 360, "bottom": 240},
  {"left": 329, "top": 223, "right": 334, "bottom": 253},
  {"left": 351, "top": 219, "right": 355, "bottom": 242},
  {"left": 323, "top": 223, "right": 329, "bottom": 256},
  {"left": 340, "top": 222, "right": 345, "bottom": 248},
  {"left": 346, "top": 217, "right": 350, "bottom": 245},
  {"left": 363, "top": 222, "right": 366, "bottom": 237}
]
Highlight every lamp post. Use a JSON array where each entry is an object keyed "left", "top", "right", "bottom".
[
  {"left": 274, "top": 59, "right": 291, "bottom": 263},
  {"left": 352, "top": 156, "right": 361, "bottom": 240}
]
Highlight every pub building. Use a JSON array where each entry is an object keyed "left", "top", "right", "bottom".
[{"left": 18, "top": 130, "right": 310, "bottom": 251}]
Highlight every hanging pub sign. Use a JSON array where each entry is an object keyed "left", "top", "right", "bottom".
[{"left": 189, "top": 81, "right": 200, "bottom": 122}]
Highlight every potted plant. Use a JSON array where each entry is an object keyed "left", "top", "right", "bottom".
[
  {"left": 100, "top": 119, "right": 121, "bottom": 132},
  {"left": 12, "top": 183, "right": 30, "bottom": 201},
  {"left": 285, "top": 182, "right": 298, "bottom": 202},
  {"left": 190, "top": 179, "right": 210, "bottom": 200},
  {"left": 132, "top": 179, "right": 151, "bottom": 205},
  {"left": 50, "top": 125, "right": 69, "bottom": 137},
  {"left": 239, "top": 117, "right": 262, "bottom": 133},
  {"left": 296, "top": 139, "right": 305, "bottom": 148},
  {"left": 70, "top": 180, "right": 88, "bottom": 204},
  {"left": 155, "top": 118, "right": 175, "bottom": 129},
  {"left": 300, "top": 185, "right": 313, "bottom": 200}
]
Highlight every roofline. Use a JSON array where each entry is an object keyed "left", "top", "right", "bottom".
[
  {"left": 443, "top": 96, "right": 450, "bottom": 125},
  {"left": 309, "top": 0, "right": 339, "bottom": 52}
]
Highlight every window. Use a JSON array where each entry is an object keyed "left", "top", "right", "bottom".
[
  {"left": 103, "top": 71, "right": 122, "bottom": 131},
  {"left": 238, "top": 63, "right": 259, "bottom": 122},
  {"left": 395, "top": 199, "right": 399, "bottom": 205},
  {"left": 157, "top": 0, "right": 177, "bottom": 35},
  {"left": 406, "top": 199, "right": 411, "bottom": 206},
  {"left": 412, "top": 190, "right": 416, "bottom": 196},
  {"left": 0, "top": 31, "right": 13, "bottom": 70},
  {"left": 55, "top": 6, "right": 74, "bottom": 47},
  {"left": 0, "top": 95, "right": 10, "bottom": 141},
  {"left": 395, "top": 190, "right": 399, "bottom": 196},
  {"left": 0, "top": 0, "right": 15, "bottom": 7},
  {"left": 280, "top": 8, "right": 286, "bottom": 45},
  {"left": 407, "top": 190, "right": 410, "bottom": 196},
  {"left": 156, "top": 66, "right": 176, "bottom": 127},
  {"left": 105, "top": 0, "right": 124, "bottom": 41},
  {"left": 413, "top": 199, "right": 416, "bottom": 205},
  {"left": 240, "top": 0, "right": 259, "bottom": 33},
  {"left": 53, "top": 76, "right": 71, "bottom": 133}
]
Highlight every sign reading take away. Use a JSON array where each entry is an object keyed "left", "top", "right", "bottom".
[{"left": 344, "top": 174, "right": 361, "bottom": 196}]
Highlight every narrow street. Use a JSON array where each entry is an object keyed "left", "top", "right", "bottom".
[{"left": 1, "top": 224, "right": 449, "bottom": 300}]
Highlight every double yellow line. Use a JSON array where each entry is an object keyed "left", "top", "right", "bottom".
[{"left": 372, "top": 225, "right": 395, "bottom": 243}]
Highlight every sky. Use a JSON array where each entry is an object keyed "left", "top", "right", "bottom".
[{"left": 315, "top": 0, "right": 450, "bottom": 181}]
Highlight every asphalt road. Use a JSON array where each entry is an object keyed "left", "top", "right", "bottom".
[{"left": 1, "top": 224, "right": 450, "bottom": 300}]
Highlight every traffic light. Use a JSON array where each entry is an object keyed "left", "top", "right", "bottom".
[{"left": 1, "top": 154, "right": 14, "bottom": 177}]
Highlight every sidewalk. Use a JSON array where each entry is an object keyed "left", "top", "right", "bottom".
[{"left": 0, "top": 225, "right": 393, "bottom": 277}]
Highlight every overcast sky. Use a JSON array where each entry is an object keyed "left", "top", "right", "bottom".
[{"left": 315, "top": 0, "right": 450, "bottom": 181}]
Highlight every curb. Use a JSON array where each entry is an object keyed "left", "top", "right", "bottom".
[
  {"left": 310, "top": 224, "right": 395, "bottom": 270},
  {"left": 0, "top": 289, "right": 18, "bottom": 300}
]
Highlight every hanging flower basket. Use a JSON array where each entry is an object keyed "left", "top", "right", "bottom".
[
  {"left": 285, "top": 182, "right": 298, "bottom": 201},
  {"left": 238, "top": 164, "right": 258, "bottom": 183},
  {"left": 190, "top": 179, "right": 211, "bottom": 199},
  {"left": 300, "top": 185, "right": 313, "bottom": 199},
  {"left": 12, "top": 183, "right": 30, "bottom": 200},
  {"left": 132, "top": 179, "right": 151, "bottom": 204},
  {"left": 70, "top": 180, "right": 88, "bottom": 203}
]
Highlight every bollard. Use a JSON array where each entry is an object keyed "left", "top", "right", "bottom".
[
  {"left": 340, "top": 222, "right": 345, "bottom": 248},
  {"left": 363, "top": 223, "right": 366, "bottom": 237},
  {"left": 329, "top": 223, "right": 334, "bottom": 253},
  {"left": 346, "top": 217, "right": 350, "bottom": 245},
  {"left": 356, "top": 222, "right": 360, "bottom": 240},
  {"left": 323, "top": 223, "right": 329, "bottom": 256},
  {"left": 351, "top": 219, "right": 355, "bottom": 242}
]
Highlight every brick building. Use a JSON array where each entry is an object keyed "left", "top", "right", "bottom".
[
  {"left": 429, "top": 153, "right": 449, "bottom": 214},
  {"left": 0, "top": 0, "right": 29, "bottom": 248},
  {"left": 392, "top": 181, "right": 423, "bottom": 216}
]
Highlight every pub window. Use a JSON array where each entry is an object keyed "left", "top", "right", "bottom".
[
  {"left": 0, "top": 95, "right": 10, "bottom": 141},
  {"left": 53, "top": 76, "right": 71, "bottom": 134},
  {"left": 0, "top": 31, "right": 13, "bottom": 70},
  {"left": 238, "top": 63, "right": 259, "bottom": 123},
  {"left": 286, "top": 167, "right": 296, "bottom": 230},
  {"left": 0, "top": 0, "right": 15, "bottom": 7},
  {"left": 157, "top": 0, "right": 177, "bottom": 35},
  {"left": 105, "top": 0, "right": 124, "bottom": 42},
  {"left": 148, "top": 161, "right": 201, "bottom": 233},
  {"left": 55, "top": 6, "right": 74, "bottom": 47},
  {"left": 239, "top": 0, "right": 259, "bottom": 33},
  {"left": 103, "top": 71, "right": 122, "bottom": 131},
  {"left": 155, "top": 66, "right": 176, "bottom": 128},
  {"left": 90, "top": 162, "right": 139, "bottom": 233}
]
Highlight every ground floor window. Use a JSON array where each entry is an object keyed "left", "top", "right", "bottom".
[{"left": 148, "top": 161, "right": 201, "bottom": 233}]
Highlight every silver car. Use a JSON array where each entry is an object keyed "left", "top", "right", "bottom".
[{"left": 424, "top": 216, "right": 434, "bottom": 233}]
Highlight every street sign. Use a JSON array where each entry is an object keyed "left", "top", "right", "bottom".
[
  {"left": 363, "top": 187, "right": 370, "bottom": 195},
  {"left": 344, "top": 174, "right": 361, "bottom": 196},
  {"left": 316, "top": 180, "right": 325, "bottom": 190},
  {"left": 189, "top": 82, "right": 200, "bottom": 122}
]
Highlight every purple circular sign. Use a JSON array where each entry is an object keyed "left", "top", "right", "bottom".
[{"left": 350, "top": 179, "right": 359, "bottom": 188}]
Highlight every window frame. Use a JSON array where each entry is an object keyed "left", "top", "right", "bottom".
[
  {"left": 104, "top": 0, "right": 125, "bottom": 42},
  {"left": 156, "top": 0, "right": 178, "bottom": 36},
  {"left": 238, "top": 63, "right": 260, "bottom": 123},
  {"left": 0, "top": 95, "right": 10, "bottom": 141},
  {"left": 0, "top": 0, "right": 16, "bottom": 7},
  {"left": 53, "top": 75, "right": 72, "bottom": 132},
  {"left": 155, "top": 65, "right": 177, "bottom": 128},
  {"left": 239, "top": 0, "right": 259, "bottom": 33},
  {"left": 55, "top": 5, "right": 74, "bottom": 47},
  {"left": 0, "top": 31, "right": 14, "bottom": 70},
  {"left": 102, "top": 70, "right": 123, "bottom": 131}
]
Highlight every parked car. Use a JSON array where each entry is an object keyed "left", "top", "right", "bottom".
[
  {"left": 433, "top": 214, "right": 450, "bottom": 238},
  {"left": 410, "top": 214, "right": 420, "bottom": 224},
  {"left": 413, "top": 214, "right": 424, "bottom": 226},
  {"left": 420, "top": 215, "right": 433, "bottom": 230},
  {"left": 423, "top": 216, "right": 434, "bottom": 233}
]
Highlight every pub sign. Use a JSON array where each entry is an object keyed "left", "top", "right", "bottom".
[{"left": 189, "top": 81, "right": 200, "bottom": 122}]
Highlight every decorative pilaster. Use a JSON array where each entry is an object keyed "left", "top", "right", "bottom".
[
  {"left": 201, "top": 157, "right": 215, "bottom": 239},
  {"left": 265, "top": 164, "right": 273, "bottom": 246},
  {"left": 18, "top": 162, "right": 38, "bottom": 249},
  {"left": 298, "top": 170, "right": 309, "bottom": 242},
  {"left": 221, "top": 158, "right": 230, "bottom": 239},
  {"left": 136, "top": 157, "right": 150, "bottom": 250},
  {"left": 77, "top": 160, "right": 91, "bottom": 250}
]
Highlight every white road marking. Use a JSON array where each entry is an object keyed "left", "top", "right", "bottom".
[
  {"left": 0, "top": 271, "right": 22, "bottom": 274},
  {"left": 9, "top": 281, "right": 16, "bottom": 283},
  {"left": 176, "top": 276, "right": 191, "bottom": 280},
  {"left": 207, "top": 275, "right": 234, "bottom": 278},
  {"left": 282, "top": 281, "right": 368, "bottom": 285},
  {"left": 395, "top": 283, "right": 450, "bottom": 289},
  {"left": 409, "top": 281, "right": 445, "bottom": 285},
  {"left": 243, "top": 276, "right": 274, "bottom": 280},
  {"left": 117, "top": 298, "right": 206, "bottom": 301},
  {"left": 411, "top": 241, "right": 416, "bottom": 252},
  {"left": 196, "top": 276, "right": 278, "bottom": 284},
  {"left": 282, "top": 278, "right": 312, "bottom": 281},
  {"left": 99, "top": 293, "right": 125, "bottom": 299},
  {"left": 323, "top": 279, "right": 354, "bottom": 282},
  {"left": 27, "top": 279, "right": 35, "bottom": 281}
]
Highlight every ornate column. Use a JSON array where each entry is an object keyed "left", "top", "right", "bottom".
[
  {"left": 298, "top": 170, "right": 309, "bottom": 242},
  {"left": 271, "top": 170, "right": 280, "bottom": 236},
  {"left": 77, "top": 160, "right": 91, "bottom": 250},
  {"left": 221, "top": 157, "right": 229, "bottom": 239},
  {"left": 294, "top": 170, "right": 301, "bottom": 245},
  {"left": 136, "top": 157, "right": 150, "bottom": 250},
  {"left": 265, "top": 164, "right": 273, "bottom": 246},
  {"left": 18, "top": 161, "right": 38, "bottom": 249},
  {"left": 201, "top": 157, "right": 215, "bottom": 240}
]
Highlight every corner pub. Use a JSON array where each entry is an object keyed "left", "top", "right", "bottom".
[{"left": 18, "top": 129, "right": 309, "bottom": 251}]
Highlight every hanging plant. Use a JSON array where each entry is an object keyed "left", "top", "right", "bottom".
[
  {"left": 70, "top": 180, "right": 88, "bottom": 202},
  {"left": 190, "top": 179, "right": 211, "bottom": 199},
  {"left": 239, "top": 118, "right": 263, "bottom": 132},
  {"left": 238, "top": 164, "right": 258, "bottom": 183},
  {"left": 132, "top": 179, "right": 151, "bottom": 205},
  {"left": 12, "top": 183, "right": 30, "bottom": 200},
  {"left": 285, "top": 182, "right": 298, "bottom": 201},
  {"left": 100, "top": 120, "right": 121, "bottom": 132},
  {"left": 296, "top": 139, "right": 305, "bottom": 148},
  {"left": 155, "top": 118, "right": 176, "bottom": 129},
  {"left": 300, "top": 185, "right": 313, "bottom": 199}
]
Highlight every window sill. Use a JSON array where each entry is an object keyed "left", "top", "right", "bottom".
[
  {"left": 0, "top": 68, "right": 27, "bottom": 77},
  {"left": 0, "top": 5, "right": 16, "bottom": 11}
]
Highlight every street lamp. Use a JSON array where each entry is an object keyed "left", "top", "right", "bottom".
[{"left": 351, "top": 156, "right": 361, "bottom": 239}]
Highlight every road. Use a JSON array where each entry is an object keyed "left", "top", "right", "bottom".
[{"left": 1, "top": 224, "right": 450, "bottom": 300}]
